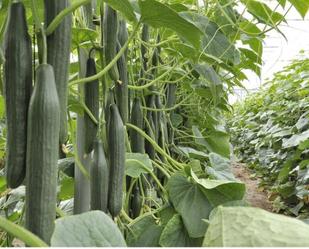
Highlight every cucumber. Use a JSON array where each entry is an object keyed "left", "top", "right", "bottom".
[
  {"left": 130, "top": 98, "right": 144, "bottom": 153},
  {"left": 130, "top": 183, "right": 142, "bottom": 219},
  {"left": 118, "top": 19, "right": 128, "bottom": 57},
  {"left": 44, "top": 0, "right": 72, "bottom": 145},
  {"left": 25, "top": 64, "right": 60, "bottom": 244},
  {"left": 84, "top": 57, "right": 99, "bottom": 154},
  {"left": 166, "top": 83, "right": 177, "bottom": 108},
  {"left": 3, "top": 2, "right": 32, "bottom": 188},
  {"left": 115, "top": 41, "right": 128, "bottom": 124},
  {"left": 108, "top": 104, "right": 125, "bottom": 217},
  {"left": 145, "top": 111, "right": 156, "bottom": 160},
  {"left": 90, "top": 139, "right": 109, "bottom": 212},
  {"left": 103, "top": 4, "right": 119, "bottom": 82},
  {"left": 141, "top": 24, "right": 149, "bottom": 71}
]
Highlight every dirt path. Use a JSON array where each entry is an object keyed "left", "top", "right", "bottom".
[{"left": 232, "top": 162, "right": 273, "bottom": 211}]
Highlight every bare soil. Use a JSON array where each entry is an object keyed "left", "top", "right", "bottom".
[{"left": 232, "top": 162, "right": 273, "bottom": 211}]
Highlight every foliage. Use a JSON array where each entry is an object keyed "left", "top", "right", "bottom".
[
  {"left": 204, "top": 206, "right": 309, "bottom": 246},
  {"left": 229, "top": 56, "right": 309, "bottom": 216},
  {"left": 0, "top": 0, "right": 308, "bottom": 247}
]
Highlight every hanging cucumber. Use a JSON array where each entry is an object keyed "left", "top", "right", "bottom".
[
  {"left": 3, "top": 2, "right": 32, "bottom": 188},
  {"left": 118, "top": 19, "right": 128, "bottom": 57},
  {"left": 25, "top": 64, "right": 60, "bottom": 244},
  {"left": 115, "top": 41, "right": 128, "bottom": 124},
  {"left": 145, "top": 111, "right": 156, "bottom": 160},
  {"left": 130, "top": 98, "right": 144, "bottom": 153},
  {"left": 141, "top": 24, "right": 149, "bottom": 71},
  {"left": 108, "top": 104, "right": 125, "bottom": 217},
  {"left": 130, "top": 183, "right": 142, "bottom": 219},
  {"left": 103, "top": 4, "right": 119, "bottom": 82},
  {"left": 44, "top": 0, "right": 72, "bottom": 146},
  {"left": 90, "top": 140, "right": 109, "bottom": 212},
  {"left": 166, "top": 83, "right": 177, "bottom": 108},
  {"left": 84, "top": 57, "right": 99, "bottom": 154}
]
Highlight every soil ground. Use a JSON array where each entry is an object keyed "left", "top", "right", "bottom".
[{"left": 232, "top": 162, "right": 273, "bottom": 211}]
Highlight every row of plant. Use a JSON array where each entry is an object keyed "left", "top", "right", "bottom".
[
  {"left": 229, "top": 55, "right": 309, "bottom": 217},
  {"left": 0, "top": 0, "right": 308, "bottom": 247}
]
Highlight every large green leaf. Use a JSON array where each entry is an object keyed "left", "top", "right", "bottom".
[
  {"left": 191, "top": 170, "right": 245, "bottom": 206},
  {"left": 203, "top": 206, "right": 309, "bottom": 246},
  {"left": 104, "top": 0, "right": 137, "bottom": 23},
  {"left": 288, "top": 0, "right": 309, "bottom": 18},
  {"left": 125, "top": 153, "right": 153, "bottom": 178},
  {"left": 241, "top": 0, "right": 285, "bottom": 26},
  {"left": 206, "top": 153, "right": 236, "bottom": 181},
  {"left": 180, "top": 12, "right": 240, "bottom": 64},
  {"left": 282, "top": 130, "right": 309, "bottom": 148},
  {"left": 139, "top": 0, "right": 202, "bottom": 48},
  {"left": 51, "top": 211, "right": 126, "bottom": 246},
  {"left": 167, "top": 172, "right": 245, "bottom": 238},
  {"left": 126, "top": 215, "right": 163, "bottom": 247},
  {"left": 159, "top": 214, "right": 202, "bottom": 247},
  {"left": 167, "top": 174, "right": 212, "bottom": 238},
  {"left": 192, "top": 126, "right": 230, "bottom": 158}
]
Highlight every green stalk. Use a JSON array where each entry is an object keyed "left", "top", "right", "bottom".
[
  {"left": 0, "top": 216, "right": 48, "bottom": 247},
  {"left": 30, "top": 0, "right": 47, "bottom": 64},
  {"left": 128, "top": 63, "right": 178, "bottom": 90},
  {"left": 69, "top": 22, "right": 141, "bottom": 87},
  {"left": 126, "top": 123, "right": 184, "bottom": 169},
  {"left": 46, "top": 0, "right": 91, "bottom": 35}
]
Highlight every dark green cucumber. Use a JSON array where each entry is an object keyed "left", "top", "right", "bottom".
[
  {"left": 115, "top": 41, "right": 129, "bottom": 124},
  {"left": 90, "top": 139, "right": 109, "bottom": 212},
  {"left": 3, "top": 2, "right": 32, "bottom": 188},
  {"left": 108, "top": 104, "right": 125, "bottom": 217},
  {"left": 141, "top": 24, "right": 149, "bottom": 71},
  {"left": 25, "top": 64, "right": 60, "bottom": 244},
  {"left": 130, "top": 183, "right": 142, "bottom": 219},
  {"left": 44, "top": 0, "right": 72, "bottom": 145},
  {"left": 84, "top": 57, "right": 99, "bottom": 154},
  {"left": 103, "top": 5, "right": 119, "bottom": 82},
  {"left": 145, "top": 111, "right": 156, "bottom": 160},
  {"left": 166, "top": 83, "right": 177, "bottom": 108},
  {"left": 130, "top": 98, "right": 144, "bottom": 153},
  {"left": 118, "top": 19, "right": 128, "bottom": 58}
]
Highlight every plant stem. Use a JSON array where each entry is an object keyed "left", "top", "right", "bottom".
[
  {"left": 0, "top": 216, "right": 48, "bottom": 247},
  {"left": 126, "top": 123, "right": 184, "bottom": 169},
  {"left": 30, "top": 0, "right": 47, "bottom": 64}
]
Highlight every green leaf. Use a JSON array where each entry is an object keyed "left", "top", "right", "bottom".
[
  {"left": 104, "top": 0, "right": 137, "bottom": 23},
  {"left": 192, "top": 126, "right": 230, "bottom": 158},
  {"left": 72, "top": 28, "right": 98, "bottom": 47},
  {"left": 125, "top": 153, "right": 153, "bottom": 178},
  {"left": 206, "top": 153, "right": 236, "bottom": 181},
  {"left": 127, "top": 215, "right": 163, "bottom": 247},
  {"left": 59, "top": 177, "right": 74, "bottom": 201},
  {"left": 51, "top": 211, "right": 126, "bottom": 246},
  {"left": 191, "top": 170, "right": 245, "bottom": 206},
  {"left": 282, "top": 130, "right": 309, "bottom": 148},
  {"left": 178, "top": 146, "right": 209, "bottom": 159},
  {"left": 0, "top": 176, "right": 6, "bottom": 192},
  {"left": 159, "top": 214, "right": 202, "bottom": 247},
  {"left": 288, "top": 0, "right": 309, "bottom": 18},
  {"left": 241, "top": 0, "right": 285, "bottom": 26},
  {"left": 167, "top": 174, "right": 212, "bottom": 238},
  {"left": 139, "top": 0, "right": 202, "bottom": 48},
  {"left": 180, "top": 12, "right": 240, "bottom": 64},
  {"left": 203, "top": 206, "right": 309, "bottom": 246}
]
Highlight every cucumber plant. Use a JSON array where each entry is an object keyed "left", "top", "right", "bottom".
[{"left": 0, "top": 0, "right": 307, "bottom": 247}]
